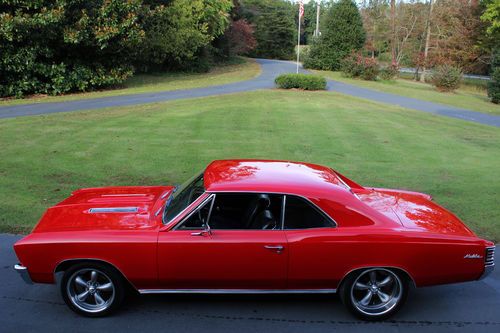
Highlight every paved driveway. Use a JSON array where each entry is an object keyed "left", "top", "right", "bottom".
[
  {"left": 1, "top": 233, "right": 498, "bottom": 333},
  {"left": 0, "top": 59, "right": 499, "bottom": 127}
]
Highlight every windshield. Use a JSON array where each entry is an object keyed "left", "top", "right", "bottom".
[{"left": 163, "top": 171, "right": 205, "bottom": 224}]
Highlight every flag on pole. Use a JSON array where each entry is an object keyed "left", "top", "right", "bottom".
[{"left": 296, "top": 1, "right": 304, "bottom": 73}]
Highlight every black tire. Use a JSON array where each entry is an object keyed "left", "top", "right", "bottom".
[
  {"left": 339, "top": 267, "right": 409, "bottom": 321},
  {"left": 60, "top": 262, "right": 125, "bottom": 317}
]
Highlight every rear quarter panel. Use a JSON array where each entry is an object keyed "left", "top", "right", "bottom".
[{"left": 285, "top": 227, "right": 486, "bottom": 289}]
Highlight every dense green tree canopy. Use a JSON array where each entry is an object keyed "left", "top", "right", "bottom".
[
  {"left": 304, "top": 0, "right": 366, "bottom": 70},
  {"left": 240, "top": 0, "right": 296, "bottom": 60},
  {"left": 0, "top": 0, "right": 232, "bottom": 97}
]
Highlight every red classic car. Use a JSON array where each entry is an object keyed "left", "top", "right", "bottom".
[{"left": 13, "top": 160, "right": 494, "bottom": 320}]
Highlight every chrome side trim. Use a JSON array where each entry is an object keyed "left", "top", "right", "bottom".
[
  {"left": 88, "top": 207, "right": 138, "bottom": 213},
  {"left": 14, "top": 264, "right": 33, "bottom": 284},
  {"left": 138, "top": 289, "right": 336, "bottom": 295}
]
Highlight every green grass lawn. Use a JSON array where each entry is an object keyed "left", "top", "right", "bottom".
[
  {"left": 0, "top": 90, "right": 499, "bottom": 241},
  {"left": 314, "top": 70, "right": 500, "bottom": 116},
  {"left": 0, "top": 57, "right": 261, "bottom": 107}
]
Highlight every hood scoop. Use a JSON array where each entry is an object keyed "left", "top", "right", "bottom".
[{"left": 88, "top": 207, "right": 139, "bottom": 213}]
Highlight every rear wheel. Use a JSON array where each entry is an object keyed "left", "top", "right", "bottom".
[
  {"left": 340, "top": 268, "right": 408, "bottom": 321},
  {"left": 60, "top": 262, "right": 125, "bottom": 317}
]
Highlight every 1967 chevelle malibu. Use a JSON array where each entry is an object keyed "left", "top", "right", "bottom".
[{"left": 14, "top": 160, "right": 495, "bottom": 320}]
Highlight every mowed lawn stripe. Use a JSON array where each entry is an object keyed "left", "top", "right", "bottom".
[{"left": 0, "top": 90, "right": 498, "bottom": 241}]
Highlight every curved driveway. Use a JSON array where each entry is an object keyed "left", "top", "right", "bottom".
[
  {"left": 0, "top": 59, "right": 499, "bottom": 127},
  {"left": 1, "top": 234, "right": 499, "bottom": 332}
]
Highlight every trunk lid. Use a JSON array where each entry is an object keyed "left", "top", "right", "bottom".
[{"left": 356, "top": 188, "right": 475, "bottom": 237}]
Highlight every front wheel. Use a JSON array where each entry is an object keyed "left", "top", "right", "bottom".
[
  {"left": 61, "top": 263, "right": 125, "bottom": 317},
  {"left": 340, "top": 268, "right": 408, "bottom": 321}
]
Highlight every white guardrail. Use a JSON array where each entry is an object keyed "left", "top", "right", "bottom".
[{"left": 399, "top": 68, "right": 491, "bottom": 81}]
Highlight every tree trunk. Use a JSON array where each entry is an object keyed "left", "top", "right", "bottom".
[
  {"left": 390, "top": 0, "right": 396, "bottom": 66},
  {"left": 420, "top": 0, "right": 434, "bottom": 83}
]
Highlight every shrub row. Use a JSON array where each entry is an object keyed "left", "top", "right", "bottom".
[{"left": 274, "top": 74, "right": 327, "bottom": 90}]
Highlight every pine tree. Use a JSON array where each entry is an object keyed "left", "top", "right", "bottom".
[
  {"left": 488, "top": 48, "right": 500, "bottom": 104},
  {"left": 304, "top": 0, "right": 366, "bottom": 70}
]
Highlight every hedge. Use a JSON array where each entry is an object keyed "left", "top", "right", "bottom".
[{"left": 274, "top": 74, "right": 327, "bottom": 90}]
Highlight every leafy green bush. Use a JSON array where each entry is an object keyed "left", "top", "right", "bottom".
[
  {"left": 274, "top": 74, "right": 327, "bottom": 90},
  {"left": 341, "top": 53, "right": 379, "bottom": 81},
  {"left": 431, "top": 65, "right": 463, "bottom": 92},
  {"left": 379, "top": 65, "right": 399, "bottom": 81},
  {"left": 488, "top": 49, "right": 500, "bottom": 104}
]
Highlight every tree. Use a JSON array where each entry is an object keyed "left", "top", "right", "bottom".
[
  {"left": 137, "top": 0, "right": 232, "bottom": 71},
  {"left": 225, "top": 19, "right": 257, "bottom": 56},
  {"left": 304, "top": 0, "right": 366, "bottom": 70},
  {"left": 488, "top": 48, "right": 500, "bottom": 103},
  {"left": 241, "top": 0, "right": 296, "bottom": 60},
  {"left": 0, "top": 0, "right": 144, "bottom": 97},
  {"left": 360, "top": 0, "right": 390, "bottom": 59}
]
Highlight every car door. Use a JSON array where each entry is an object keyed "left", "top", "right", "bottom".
[
  {"left": 283, "top": 195, "right": 342, "bottom": 290},
  {"left": 157, "top": 192, "right": 288, "bottom": 289}
]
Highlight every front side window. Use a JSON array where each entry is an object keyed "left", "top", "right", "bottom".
[
  {"left": 163, "top": 172, "right": 205, "bottom": 224},
  {"left": 176, "top": 196, "right": 213, "bottom": 230},
  {"left": 175, "top": 193, "right": 283, "bottom": 230},
  {"left": 284, "top": 196, "right": 334, "bottom": 229},
  {"left": 209, "top": 193, "right": 283, "bottom": 230}
]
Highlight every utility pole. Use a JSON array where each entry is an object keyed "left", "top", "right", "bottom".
[
  {"left": 420, "top": 0, "right": 434, "bottom": 82},
  {"left": 314, "top": 2, "right": 320, "bottom": 38}
]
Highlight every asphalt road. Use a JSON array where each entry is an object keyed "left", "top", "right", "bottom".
[
  {"left": 1, "top": 233, "right": 499, "bottom": 333},
  {"left": 0, "top": 59, "right": 499, "bottom": 127}
]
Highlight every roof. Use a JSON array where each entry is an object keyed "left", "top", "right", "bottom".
[{"left": 203, "top": 159, "right": 348, "bottom": 197}]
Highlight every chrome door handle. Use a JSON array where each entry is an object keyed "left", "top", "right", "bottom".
[{"left": 264, "top": 245, "right": 284, "bottom": 253}]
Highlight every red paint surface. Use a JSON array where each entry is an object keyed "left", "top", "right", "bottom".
[{"left": 14, "top": 160, "right": 493, "bottom": 290}]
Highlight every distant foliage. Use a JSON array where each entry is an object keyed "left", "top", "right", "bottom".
[
  {"left": 431, "top": 65, "right": 463, "bottom": 92},
  {"left": 379, "top": 64, "right": 399, "bottom": 81},
  {"left": 0, "top": 0, "right": 144, "bottom": 98},
  {"left": 226, "top": 19, "right": 256, "bottom": 56},
  {"left": 341, "top": 53, "right": 379, "bottom": 81},
  {"left": 304, "top": 0, "right": 366, "bottom": 70},
  {"left": 137, "top": 0, "right": 232, "bottom": 72},
  {"left": 240, "top": 0, "right": 296, "bottom": 60},
  {"left": 488, "top": 48, "right": 500, "bottom": 104},
  {"left": 274, "top": 74, "right": 327, "bottom": 90},
  {"left": 0, "top": 0, "right": 233, "bottom": 98}
]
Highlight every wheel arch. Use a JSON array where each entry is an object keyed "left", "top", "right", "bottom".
[
  {"left": 54, "top": 258, "right": 138, "bottom": 293},
  {"left": 338, "top": 266, "right": 417, "bottom": 291}
]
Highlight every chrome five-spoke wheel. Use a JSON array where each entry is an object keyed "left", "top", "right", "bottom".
[
  {"left": 341, "top": 268, "right": 408, "bottom": 321},
  {"left": 61, "top": 263, "right": 124, "bottom": 317},
  {"left": 67, "top": 268, "right": 115, "bottom": 313}
]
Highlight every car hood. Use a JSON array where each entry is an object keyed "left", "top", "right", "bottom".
[
  {"left": 356, "top": 188, "right": 475, "bottom": 237},
  {"left": 32, "top": 186, "right": 174, "bottom": 232}
]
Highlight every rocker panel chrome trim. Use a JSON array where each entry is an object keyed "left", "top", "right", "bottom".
[{"left": 138, "top": 289, "right": 337, "bottom": 295}]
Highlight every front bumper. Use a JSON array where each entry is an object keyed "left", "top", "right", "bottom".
[{"left": 14, "top": 264, "right": 33, "bottom": 284}]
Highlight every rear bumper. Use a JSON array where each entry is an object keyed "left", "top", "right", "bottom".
[
  {"left": 478, "top": 265, "right": 494, "bottom": 280},
  {"left": 14, "top": 264, "right": 33, "bottom": 284}
]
